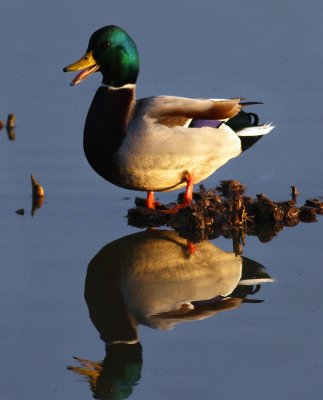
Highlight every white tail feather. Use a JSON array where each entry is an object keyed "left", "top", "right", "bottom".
[
  {"left": 237, "top": 123, "right": 274, "bottom": 137},
  {"left": 239, "top": 278, "right": 274, "bottom": 285}
]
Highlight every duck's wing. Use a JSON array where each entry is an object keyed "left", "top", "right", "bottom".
[{"left": 136, "top": 96, "right": 241, "bottom": 126}]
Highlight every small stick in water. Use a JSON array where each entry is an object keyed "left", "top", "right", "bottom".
[
  {"left": 31, "top": 175, "right": 45, "bottom": 197},
  {"left": 291, "top": 186, "right": 299, "bottom": 201},
  {"left": 6, "top": 114, "right": 15, "bottom": 128},
  {"left": 31, "top": 175, "right": 45, "bottom": 216},
  {"left": 6, "top": 113, "right": 16, "bottom": 140},
  {"left": 291, "top": 186, "right": 299, "bottom": 202}
]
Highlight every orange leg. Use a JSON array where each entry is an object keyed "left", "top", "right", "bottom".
[
  {"left": 146, "top": 191, "right": 155, "bottom": 209},
  {"left": 161, "top": 173, "right": 195, "bottom": 213},
  {"left": 146, "top": 191, "right": 162, "bottom": 209},
  {"left": 182, "top": 173, "right": 194, "bottom": 205},
  {"left": 146, "top": 174, "right": 194, "bottom": 212}
]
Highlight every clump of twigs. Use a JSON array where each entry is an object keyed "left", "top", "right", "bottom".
[{"left": 127, "top": 180, "right": 322, "bottom": 253}]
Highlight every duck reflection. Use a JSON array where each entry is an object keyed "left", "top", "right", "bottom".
[{"left": 69, "top": 229, "right": 272, "bottom": 399}]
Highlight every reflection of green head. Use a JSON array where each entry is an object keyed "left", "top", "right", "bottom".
[
  {"left": 88, "top": 25, "right": 140, "bottom": 87},
  {"left": 94, "top": 343, "right": 143, "bottom": 400}
]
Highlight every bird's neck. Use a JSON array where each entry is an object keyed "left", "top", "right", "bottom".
[
  {"left": 101, "top": 83, "right": 137, "bottom": 125},
  {"left": 83, "top": 84, "right": 136, "bottom": 180},
  {"left": 85, "top": 84, "right": 136, "bottom": 142}
]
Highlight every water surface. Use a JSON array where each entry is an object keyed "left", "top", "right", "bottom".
[{"left": 1, "top": 1, "right": 322, "bottom": 399}]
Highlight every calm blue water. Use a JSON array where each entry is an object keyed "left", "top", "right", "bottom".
[{"left": 0, "top": 1, "right": 322, "bottom": 399}]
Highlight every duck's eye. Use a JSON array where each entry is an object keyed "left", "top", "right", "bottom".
[{"left": 101, "top": 41, "right": 111, "bottom": 49}]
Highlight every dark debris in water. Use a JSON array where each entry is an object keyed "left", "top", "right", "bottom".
[
  {"left": 15, "top": 208, "right": 25, "bottom": 216},
  {"left": 128, "top": 180, "right": 322, "bottom": 253}
]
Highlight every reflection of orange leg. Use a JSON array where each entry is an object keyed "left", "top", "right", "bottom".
[{"left": 187, "top": 240, "right": 196, "bottom": 254}]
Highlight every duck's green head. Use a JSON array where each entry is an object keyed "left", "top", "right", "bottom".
[{"left": 63, "top": 25, "right": 139, "bottom": 87}]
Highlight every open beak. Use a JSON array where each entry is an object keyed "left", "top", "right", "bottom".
[{"left": 63, "top": 50, "right": 100, "bottom": 86}]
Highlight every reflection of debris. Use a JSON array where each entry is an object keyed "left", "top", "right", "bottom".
[
  {"left": 31, "top": 196, "right": 44, "bottom": 217},
  {"left": 15, "top": 208, "right": 25, "bottom": 216},
  {"left": 128, "top": 180, "right": 323, "bottom": 253},
  {"left": 31, "top": 175, "right": 45, "bottom": 216},
  {"left": 0, "top": 120, "right": 4, "bottom": 130},
  {"left": 6, "top": 113, "right": 16, "bottom": 141}
]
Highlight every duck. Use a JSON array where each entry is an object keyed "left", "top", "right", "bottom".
[{"left": 63, "top": 25, "right": 273, "bottom": 209}]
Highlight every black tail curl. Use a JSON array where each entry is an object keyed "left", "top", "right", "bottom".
[{"left": 226, "top": 110, "right": 263, "bottom": 152}]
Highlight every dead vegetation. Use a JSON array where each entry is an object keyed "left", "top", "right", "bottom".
[{"left": 128, "top": 180, "right": 322, "bottom": 254}]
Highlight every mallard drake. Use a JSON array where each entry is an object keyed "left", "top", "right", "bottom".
[{"left": 64, "top": 25, "right": 273, "bottom": 208}]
